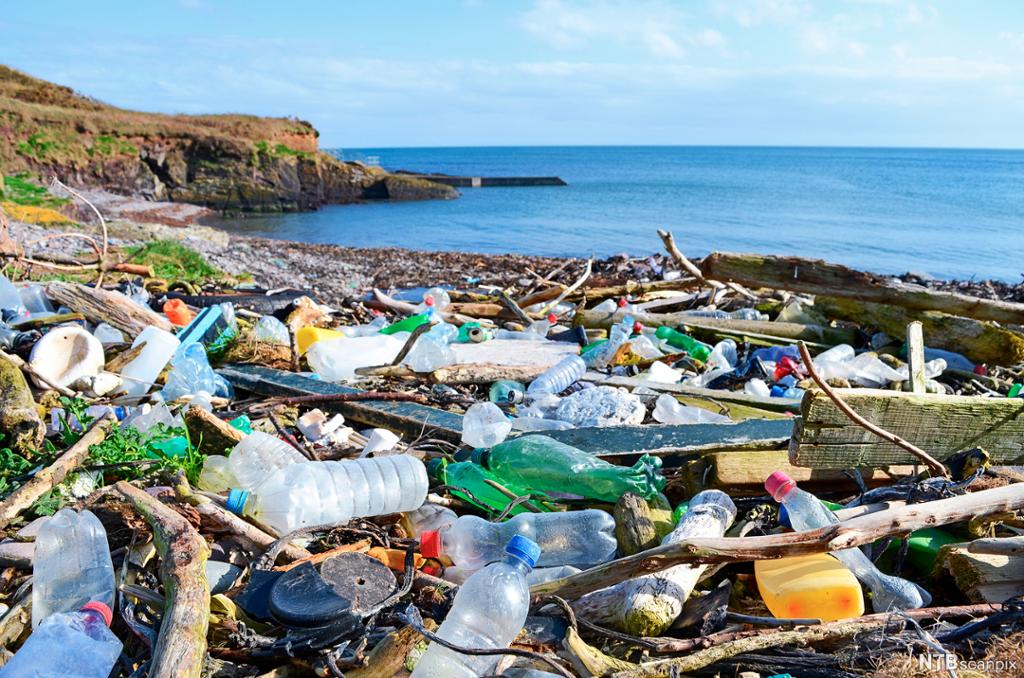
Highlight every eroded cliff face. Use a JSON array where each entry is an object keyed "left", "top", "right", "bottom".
[{"left": 0, "top": 65, "right": 456, "bottom": 211}]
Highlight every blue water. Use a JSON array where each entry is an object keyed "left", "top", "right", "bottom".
[{"left": 217, "top": 146, "right": 1024, "bottom": 281}]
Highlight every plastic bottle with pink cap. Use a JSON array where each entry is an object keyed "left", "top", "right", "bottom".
[
  {"left": 765, "top": 470, "right": 931, "bottom": 611},
  {"left": 0, "top": 602, "right": 123, "bottom": 677}
]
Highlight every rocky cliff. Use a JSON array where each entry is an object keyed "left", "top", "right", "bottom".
[{"left": 0, "top": 65, "right": 456, "bottom": 211}]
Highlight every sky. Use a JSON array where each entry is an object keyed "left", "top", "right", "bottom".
[{"left": 2, "top": 1, "right": 1023, "bottom": 149}]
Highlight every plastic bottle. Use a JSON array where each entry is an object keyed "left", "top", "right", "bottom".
[
  {"left": 119, "top": 326, "right": 181, "bottom": 398},
  {"left": 411, "top": 536, "right": 540, "bottom": 678},
  {"left": 403, "top": 503, "right": 458, "bottom": 538},
  {"left": 527, "top": 313, "right": 559, "bottom": 337},
  {"left": 765, "top": 471, "right": 931, "bottom": 611},
  {"left": 584, "top": 316, "right": 634, "bottom": 368},
  {"left": 227, "top": 431, "right": 308, "bottom": 490},
  {"left": 427, "top": 459, "right": 544, "bottom": 516},
  {"left": 461, "top": 402, "right": 512, "bottom": 448},
  {"left": 654, "top": 327, "right": 712, "bottom": 362},
  {"left": 338, "top": 315, "right": 389, "bottom": 338},
  {"left": 0, "top": 274, "right": 28, "bottom": 319},
  {"left": 421, "top": 509, "right": 616, "bottom": 569},
  {"left": 161, "top": 343, "right": 234, "bottom": 401},
  {"left": 591, "top": 299, "right": 618, "bottom": 314},
  {"left": 755, "top": 552, "right": 864, "bottom": 621},
  {"left": 472, "top": 436, "right": 665, "bottom": 502},
  {"left": 489, "top": 380, "right": 526, "bottom": 406},
  {"left": 652, "top": 394, "right": 731, "bottom": 424},
  {"left": 32, "top": 509, "right": 115, "bottom": 628},
  {"left": 198, "top": 455, "right": 237, "bottom": 492},
  {"left": 443, "top": 564, "right": 580, "bottom": 587},
  {"left": 405, "top": 323, "right": 458, "bottom": 372},
  {"left": 92, "top": 322, "right": 125, "bottom": 345},
  {"left": 227, "top": 455, "right": 428, "bottom": 534},
  {"left": 526, "top": 354, "right": 586, "bottom": 400},
  {"left": 680, "top": 308, "right": 766, "bottom": 321},
  {"left": 381, "top": 312, "right": 432, "bottom": 335},
  {"left": 306, "top": 334, "right": 407, "bottom": 381},
  {"left": 744, "top": 378, "right": 771, "bottom": 398},
  {"left": 18, "top": 284, "right": 53, "bottom": 315},
  {"left": 2, "top": 603, "right": 122, "bottom": 678}
]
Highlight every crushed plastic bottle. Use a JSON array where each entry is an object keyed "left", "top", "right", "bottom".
[
  {"left": 228, "top": 455, "right": 428, "bottom": 533},
  {"left": 813, "top": 344, "right": 945, "bottom": 387},
  {"left": 584, "top": 316, "right": 634, "bottom": 368},
  {"left": 32, "top": 509, "right": 115, "bottom": 628},
  {"left": 471, "top": 436, "right": 665, "bottom": 502},
  {"left": 680, "top": 308, "right": 767, "bottom": 321},
  {"left": 421, "top": 509, "right": 616, "bottom": 569},
  {"left": 405, "top": 323, "right": 458, "bottom": 372},
  {"left": 766, "top": 471, "right": 930, "bottom": 611},
  {"left": 306, "top": 334, "right": 407, "bottom": 381},
  {"left": 2, "top": 603, "right": 122, "bottom": 678},
  {"left": 403, "top": 503, "right": 458, "bottom": 538},
  {"left": 411, "top": 536, "right": 539, "bottom": 678},
  {"left": 253, "top": 315, "right": 290, "bottom": 345},
  {"left": 227, "top": 431, "right": 307, "bottom": 490},
  {"left": 654, "top": 327, "right": 712, "bottom": 362},
  {"left": 526, "top": 354, "right": 586, "bottom": 400},
  {"left": 161, "top": 343, "right": 233, "bottom": 401},
  {"left": 554, "top": 386, "right": 645, "bottom": 427},
  {"left": 489, "top": 380, "right": 526, "bottom": 406},
  {"left": 427, "top": 459, "right": 544, "bottom": 516},
  {"left": 119, "top": 326, "right": 181, "bottom": 398},
  {"left": 461, "top": 402, "right": 512, "bottom": 448},
  {"left": 652, "top": 394, "right": 732, "bottom": 424}
]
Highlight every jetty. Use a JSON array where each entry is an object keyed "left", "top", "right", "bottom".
[{"left": 397, "top": 171, "right": 567, "bottom": 187}]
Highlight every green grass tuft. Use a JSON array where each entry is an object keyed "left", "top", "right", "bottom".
[
  {"left": 1, "top": 173, "right": 69, "bottom": 208},
  {"left": 125, "top": 239, "right": 221, "bottom": 282}
]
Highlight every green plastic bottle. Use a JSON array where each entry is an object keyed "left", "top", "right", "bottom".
[
  {"left": 655, "top": 326, "right": 712, "bottom": 362},
  {"left": 471, "top": 435, "right": 665, "bottom": 503},
  {"left": 427, "top": 459, "right": 544, "bottom": 516},
  {"left": 380, "top": 313, "right": 432, "bottom": 335}
]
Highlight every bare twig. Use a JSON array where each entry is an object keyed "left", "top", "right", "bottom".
[
  {"left": 797, "top": 341, "right": 949, "bottom": 478},
  {"left": 499, "top": 289, "right": 534, "bottom": 324},
  {"left": 538, "top": 258, "right": 593, "bottom": 316},
  {"left": 391, "top": 321, "right": 432, "bottom": 366}
]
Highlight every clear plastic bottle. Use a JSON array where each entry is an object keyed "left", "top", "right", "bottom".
[
  {"left": 411, "top": 536, "right": 540, "bottom": 678},
  {"left": 765, "top": 471, "right": 931, "bottom": 611},
  {"left": 680, "top": 308, "right": 766, "bottom": 321},
  {"left": 652, "top": 394, "right": 731, "bottom": 424},
  {"left": 227, "top": 455, "right": 429, "bottom": 534},
  {"left": 526, "top": 354, "right": 586, "bottom": 400},
  {"left": 403, "top": 503, "right": 458, "bottom": 538},
  {"left": 2, "top": 603, "right": 122, "bottom": 678},
  {"left": 405, "top": 323, "right": 458, "bottom": 372},
  {"left": 443, "top": 564, "right": 580, "bottom": 587},
  {"left": 461, "top": 402, "right": 512, "bottom": 448},
  {"left": 584, "top": 316, "right": 634, "bottom": 369},
  {"left": 18, "top": 284, "right": 54, "bottom": 315},
  {"left": 527, "top": 314, "right": 558, "bottom": 337},
  {"left": 32, "top": 509, "right": 115, "bottom": 628},
  {"left": 227, "top": 431, "right": 307, "bottom": 490},
  {"left": 744, "top": 378, "right": 771, "bottom": 398},
  {"left": 119, "top": 326, "right": 181, "bottom": 398},
  {"left": 421, "top": 509, "right": 616, "bottom": 569},
  {"left": 0, "top": 274, "right": 28, "bottom": 319},
  {"left": 339, "top": 314, "right": 389, "bottom": 338},
  {"left": 198, "top": 455, "right": 237, "bottom": 492}
]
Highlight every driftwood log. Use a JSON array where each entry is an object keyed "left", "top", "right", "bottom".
[
  {"left": 0, "top": 352, "right": 44, "bottom": 457},
  {"left": 574, "top": 491, "right": 735, "bottom": 636},
  {"left": 112, "top": 481, "right": 210, "bottom": 678},
  {"left": 0, "top": 414, "right": 113, "bottom": 530},
  {"left": 531, "top": 482, "right": 1024, "bottom": 602},
  {"left": 45, "top": 281, "right": 172, "bottom": 338}
]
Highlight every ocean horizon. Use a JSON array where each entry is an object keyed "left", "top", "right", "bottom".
[{"left": 216, "top": 145, "right": 1024, "bottom": 282}]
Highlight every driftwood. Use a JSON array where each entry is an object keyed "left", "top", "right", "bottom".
[
  {"left": 937, "top": 542, "right": 1024, "bottom": 603},
  {"left": 1, "top": 349, "right": 76, "bottom": 397},
  {"left": 183, "top": 406, "right": 246, "bottom": 456},
  {"left": 815, "top": 295, "right": 1024, "bottom": 365},
  {"left": 577, "top": 308, "right": 856, "bottom": 346},
  {"left": 45, "top": 281, "right": 172, "bottom": 338},
  {"left": 574, "top": 491, "right": 736, "bottom": 636},
  {"left": 969, "top": 535, "right": 1024, "bottom": 556},
  {"left": 531, "top": 482, "right": 1024, "bottom": 602},
  {"left": 0, "top": 414, "right": 113, "bottom": 530},
  {"left": 613, "top": 493, "right": 672, "bottom": 556},
  {"left": 791, "top": 387, "right": 1024, "bottom": 469},
  {"left": 429, "top": 363, "right": 552, "bottom": 385},
  {"left": 701, "top": 251, "right": 1024, "bottom": 325},
  {"left": 346, "top": 621, "right": 437, "bottom": 678},
  {"left": 0, "top": 352, "right": 45, "bottom": 456},
  {"left": 112, "top": 481, "right": 210, "bottom": 678}
]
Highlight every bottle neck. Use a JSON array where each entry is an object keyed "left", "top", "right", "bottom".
[{"left": 502, "top": 553, "right": 534, "bottom": 575}]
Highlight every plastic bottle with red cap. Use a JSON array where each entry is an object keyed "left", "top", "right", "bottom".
[
  {"left": 525, "top": 354, "right": 586, "bottom": 401},
  {"left": 420, "top": 509, "right": 616, "bottom": 570},
  {"left": 1, "top": 602, "right": 123, "bottom": 678},
  {"left": 765, "top": 470, "right": 931, "bottom": 611},
  {"left": 411, "top": 535, "right": 540, "bottom": 678}
]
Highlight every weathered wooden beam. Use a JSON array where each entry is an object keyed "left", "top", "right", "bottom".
[
  {"left": 578, "top": 308, "right": 856, "bottom": 346},
  {"left": 701, "top": 251, "right": 1024, "bottom": 325},
  {"left": 183, "top": 406, "right": 246, "bottom": 456},
  {"left": 815, "top": 296, "right": 1024, "bottom": 365},
  {"left": 218, "top": 364, "right": 463, "bottom": 442},
  {"left": 583, "top": 373, "right": 800, "bottom": 417},
  {"left": 45, "top": 281, "right": 172, "bottom": 338},
  {"left": 791, "top": 388, "right": 1024, "bottom": 469},
  {"left": 905, "top": 320, "right": 927, "bottom": 394},
  {"left": 937, "top": 542, "right": 1024, "bottom": 603},
  {"left": 0, "top": 352, "right": 45, "bottom": 457},
  {"left": 530, "top": 481, "right": 1024, "bottom": 602}
]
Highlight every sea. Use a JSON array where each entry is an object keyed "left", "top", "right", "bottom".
[{"left": 216, "top": 146, "right": 1024, "bottom": 282}]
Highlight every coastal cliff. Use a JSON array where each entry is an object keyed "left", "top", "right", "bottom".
[{"left": 0, "top": 65, "right": 456, "bottom": 211}]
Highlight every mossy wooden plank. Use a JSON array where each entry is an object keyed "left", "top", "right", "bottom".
[
  {"left": 937, "top": 543, "right": 1024, "bottom": 603},
  {"left": 218, "top": 364, "right": 464, "bottom": 442},
  {"left": 791, "top": 388, "right": 1024, "bottom": 469}
]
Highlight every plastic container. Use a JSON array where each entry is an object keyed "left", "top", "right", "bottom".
[
  {"left": 427, "top": 459, "right": 544, "bottom": 516},
  {"left": 32, "top": 509, "right": 115, "bottom": 628},
  {"left": 2, "top": 603, "right": 122, "bottom": 678},
  {"left": 422, "top": 509, "right": 616, "bottom": 569},
  {"left": 584, "top": 316, "right": 634, "bottom": 368},
  {"left": 766, "top": 471, "right": 931, "bottom": 611},
  {"left": 489, "top": 380, "right": 526, "bottom": 406},
  {"left": 472, "top": 435, "right": 665, "bottom": 502},
  {"left": 295, "top": 326, "right": 346, "bottom": 355},
  {"left": 526, "top": 354, "right": 586, "bottom": 400},
  {"left": 306, "top": 333, "right": 407, "bottom": 381},
  {"left": 755, "top": 552, "right": 864, "bottom": 621},
  {"left": 228, "top": 455, "right": 429, "bottom": 534},
  {"left": 227, "top": 431, "right": 307, "bottom": 490},
  {"left": 411, "top": 536, "right": 539, "bottom": 678},
  {"left": 119, "top": 326, "right": 181, "bottom": 398},
  {"left": 461, "top": 402, "right": 512, "bottom": 448},
  {"left": 18, "top": 284, "right": 53, "bottom": 315},
  {"left": 654, "top": 327, "right": 712, "bottom": 362},
  {"left": 28, "top": 326, "right": 105, "bottom": 389}
]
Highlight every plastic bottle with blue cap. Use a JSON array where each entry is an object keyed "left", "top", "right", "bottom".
[{"left": 411, "top": 536, "right": 540, "bottom": 678}]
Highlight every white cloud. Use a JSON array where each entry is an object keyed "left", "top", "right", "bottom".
[
  {"left": 692, "top": 28, "right": 727, "bottom": 48},
  {"left": 711, "top": 0, "right": 811, "bottom": 28},
  {"left": 1000, "top": 31, "right": 1024, "bottom": 50}
]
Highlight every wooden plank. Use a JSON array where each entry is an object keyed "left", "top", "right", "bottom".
[
  {"left": 816, "top": 296, "right": 1024, "bottom": 366},
  {"left": 791, "top": 388, "right": 1024, "bottom": 468},
  {"left": 583, "top": 373, "right": 801, "bottom": 417},
  {"left": 700, "top": 251, "right": 1024, "bottom": 325},
  {"left": 937, "top": 543, "right": 1024, "bottom": 603},
  {"left": 217, "top": 364, "right": 464, "bottom": 442}
]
